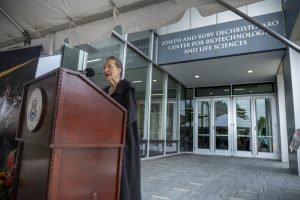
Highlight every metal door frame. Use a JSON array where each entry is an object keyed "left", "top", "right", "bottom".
[
  {"left": 233, "top": 95, "right": 278, "bottom": 159},
  {"left": 194, "top": 97, "right": 232, "bottom": 156}
]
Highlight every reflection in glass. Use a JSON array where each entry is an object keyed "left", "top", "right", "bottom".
[
  {"left": 198, "top": 136, "right": 209, "bottom": 149},
  {"left": 256, "top": 98, "right": 273, "bottom": 153},
  {"left": 149, "top": 67, "right": 164, "bottom": 156},
  {"left": 125, "top": 46, "right": 149, "bottom": 157},
  {"left": 232, "top": 83, "right": 274, "bottom": 95},
  {"left": 236, "top": 99, "right": 251, "bottom": 151},
  {"left": 61, "top": 44, "right": 86, "bottom": 72},
  {"left": 183, "top": 89, "right": 194, "bottom": 152},
  {"left": 166, "top": 77, "right": 178, "bottom": 154},
  {"left": 179, "top": 86, "right": 186, "bottom": 152},
  {"left": 198, "top": 101, "right": 210, "bottom": 149},
  {"left": 149, "top": 142, "right": 164, "bottom": 156},
  {"left": 127, "top": 31, "right": 150, "bottom": 56},
  {"left": 258, "top": 137, "right": 273, "bottom": 152},
  {"left": 216, "top": 136, "right": 228, "bottom": 150},
  {"left": 85, "top": 36, "right": 124, "bottom": 88},
  {"left": 214, "top": 100, "right": 228, "bottom": 150},
  {"left": 166, "top": 142, "right": 177, "bottom": 154},
  {"left": 237, "top": 136, "right": 251, "bottom": 151},
  {"left": 195, "top": 86, "right": 231, "bottom": 97}
]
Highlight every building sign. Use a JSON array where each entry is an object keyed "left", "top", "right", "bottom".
[{"left": 158, "top": 12, "right": 284, "bottom": 64}]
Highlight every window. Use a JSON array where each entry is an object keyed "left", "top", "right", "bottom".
[
  {"left": 149, "top": 66, "right": 165, "bottom": 156},
  {"left": 195, "top": 86, "right": 231, "bottom": 97},
  {"left": 84, "top": 36, "right": 124, "bottom": 88},
  {"left": 233, "top": 83, "right": 274, "bottom": 95},
  {"left": 125, "top": 46, "right": 149, "bottom": 158},
  {"left": 166, "top": 77, "right": 179, "bottom": 154},
  {"left": 127, "top": 31, "right": 150, "bottom": 57},
  {"left": 184, "top": 88, "right": 194, "bottom": 152}
]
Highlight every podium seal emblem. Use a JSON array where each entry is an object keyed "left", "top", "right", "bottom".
[{"left": 26, "top": 88, "right": 46, "bottom": 131}]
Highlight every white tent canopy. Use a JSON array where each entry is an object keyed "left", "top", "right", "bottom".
[{"left": 0, "top": 0, "right": 262, "bottom": 51}]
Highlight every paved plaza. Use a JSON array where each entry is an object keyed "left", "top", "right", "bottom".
[{"left": 141, "top": 154, "right": 300, "bottom": 200}]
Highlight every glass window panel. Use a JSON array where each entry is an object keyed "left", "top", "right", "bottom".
[
  {"left": 149, "top": 141, "right": 164, "bottom": 157},
  {"left": 198, "top": 101, "right": 210, "bottom": 135},
  {"left": 198, "top": 136, "right": 210, "bottom": 149},
  {"left": 125, "top": 46, "right": 149, "bottom": 71},
  {"left": 216, "top": 136, "right": 228, "bottom": 150},
  {"left": 84, "top": 36, "right": 124, "bottom": 88},
  {"left": 256, "top": 98, "right": 273, "bottom": 153},
  {"left": 125, "top": 47, "right": 149, "bottom": 158},
  {"left": 236, "top": 99, "right": 251, "bottom": 136},
  {"left": 236, "top": 99, "right": 251, "bottom": 151},
  {"left": 166, "top": 141, "right": 178, "bottom": 154},
  {"left": 195, "top": 86, "right": 231, "bottom": 97},
  {"left": 214, "top": 100, "right": 228, "bottom": 150},
  {"left": 127, "top": 31, "right": 150, "bottom": 57},
  {"left": 184, "top": 88, "right": 194, "bottom": 152},
  {"left": 237, "top": 136, "right": 251, "bottom": 151},
  {"left": 179, "top": 86, "right": 186, "bottom": 152},
  {"left": 256, "top": 99, "right": 272, "bottom": 137},
  {"left": 214, "top": 100, "right": 228, "bottom": 136},
  {"left": 233, "top": 83, "right": 274, "bottom": 95},
  {"left": 113, "top": 25, "right": 123, "bottom": 36},
  {"left": 61, "top": 44, "right": 87, "bottom": 72},
  {"left": 149, "top": 67, "right": 164, "bottom": 156},
  {"left": 198, "top": 101, "right": 210, "bottom": 149},
  {"left": 166, "top": 77, "right": 178, "bottom": 154},
  {"left": 258, "top": 137, "right": 273, "bottom": 152}
]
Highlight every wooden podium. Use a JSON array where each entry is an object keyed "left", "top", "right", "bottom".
[{"left": 13, "top": 68, "right": 127, "bottom": 200}]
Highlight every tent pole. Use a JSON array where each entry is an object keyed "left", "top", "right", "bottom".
[
  {"left": 215, "top": 0, "right": 300, "bottom": 53},
  {"left": 0, "top": 6, "right": 31, "bottom": 45}
]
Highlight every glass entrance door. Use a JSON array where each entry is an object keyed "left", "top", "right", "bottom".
[
  {"left": 233, "top": 96, "right": 278, "bottom": 159},
  {"left": 195, "top": 98, "right": 231, "bottom": 155},
  {"left": 195, "top": 96, "right": 278, "bottom": 159}
]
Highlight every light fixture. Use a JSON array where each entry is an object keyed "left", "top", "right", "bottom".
[
  {"left": 153, "top": 79, "right": 157, "bottom": 82},
  {"left": 249, "top": 90, "right": 253, "bottom": 93},
  {"left": 133, "top": 81, "right": 143, "bottom": 83},
  {"left": 248, "top": 70, "right": 253, "bottom": 74},
  {"left": 152, "top": 93, "right": 163, "bottom": 96},
  {"left": 234, "top": 88, "right": 245, "bottom": 91},
  {"left": 195, "top": 75, "right": 200, "bottom": 78},
  {"left": 209, "top": 92, "right": 213, "bottom": 95},
  {"left": 86, "top": 58, "right": 101, "bottom": 63}
]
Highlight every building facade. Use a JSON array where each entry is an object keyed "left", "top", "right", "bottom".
[{"left": 24, "top": 0, "right": 300, "bottom": 175}]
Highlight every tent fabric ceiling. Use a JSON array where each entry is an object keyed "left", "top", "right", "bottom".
[{"left": 0, "top": 0, "right": 262, "bottom": 51}]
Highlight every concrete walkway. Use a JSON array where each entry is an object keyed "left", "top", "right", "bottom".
[{"left": 141, "top": 154, "right": 300, "bottom": 200}]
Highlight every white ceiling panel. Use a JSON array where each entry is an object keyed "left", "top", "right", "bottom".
[{"left": 162, "top": 50, "right": 285, "bottom": 87}]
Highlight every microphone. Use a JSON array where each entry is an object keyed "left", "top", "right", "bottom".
[{"left": 81, "top": 68, "right": 95, "bottom": 77}]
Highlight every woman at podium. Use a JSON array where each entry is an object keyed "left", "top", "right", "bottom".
[{"left": 103, "top": 56, "right": 142, "bottom": 200}]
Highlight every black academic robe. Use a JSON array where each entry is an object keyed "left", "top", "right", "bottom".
[{"left": 104, "top": 79, "right": 142, "bottom": 200}]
